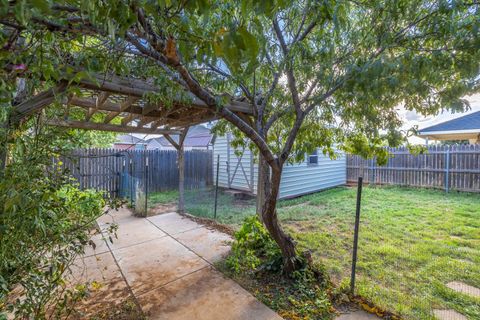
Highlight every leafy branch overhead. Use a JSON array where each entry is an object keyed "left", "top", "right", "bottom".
[
  {"left": 2, "top": 1, "right": 478, "bottom": 159},
  {"left": 1, "top": 0, "right": 479, "bottom": 273}
]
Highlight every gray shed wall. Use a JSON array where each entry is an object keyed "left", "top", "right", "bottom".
[{"left": 213, "top": 134, "right": 346, "bottom": 199}]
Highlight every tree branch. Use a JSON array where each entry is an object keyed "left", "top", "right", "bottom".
[
  {"left": 273, "top": 16, "right": 288, "bottom": 55},
  {"left": 220, "top": 107, "right": 279, "bottom": 172},
  {"left": 295, "top": 21, "right": 317, "bottom": 43},
  {"left": 207, "top": 63, "right": 252, "bottom": 100}
]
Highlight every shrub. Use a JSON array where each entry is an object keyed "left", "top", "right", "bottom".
[
  {"left": 226, "top": 216, "right": 283, "bottom": 274},
  {"left": 0, "top": 153, "right": 113, "bottom": 319},
  {"left": 224, "top": 216, "right": 333, "bottom": 319}
]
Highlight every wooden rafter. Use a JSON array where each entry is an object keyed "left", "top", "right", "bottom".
[
  {"left": 104, "top": 96, "right": 138, "bottom": 124},
  {"left": 85, "top": 92, "right": 110, "bottom": 121},
  {"left": 10, "top": 70, "right": 254, "bottom": 135},
  {"left": 121, "top": 113, "right": 138, "bottom": 126},
  {"left": 10, "top": 82, "right": 68, "bottom": 124},
  {"left": 77, "top": 72, "right": 253, "bottom": 114}
]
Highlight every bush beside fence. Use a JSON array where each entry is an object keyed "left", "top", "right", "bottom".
[{"left": 347, "top": 144, "right": 480, "bottom": 192}]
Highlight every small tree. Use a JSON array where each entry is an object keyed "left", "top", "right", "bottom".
[{"left": 1, "top": 0, "right": 479, "bottom": 272}]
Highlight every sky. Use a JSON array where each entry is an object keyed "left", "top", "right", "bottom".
[{"left": 399, "top": 93, "right": 480, "bottom": 144}]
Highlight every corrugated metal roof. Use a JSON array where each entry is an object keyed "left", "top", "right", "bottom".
[{"left": 419, "top": 111, "right": 480, "bottom": 133}]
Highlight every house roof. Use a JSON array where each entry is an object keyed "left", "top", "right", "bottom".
[
  {"left": 417, "top": 111, "right": 480, "bottom": 141},
  {"left": 147, "top": 125, "right": 213, "bottom": 148},
  {"left": 115, "top": 134, "right": 145, "bottom": 144},
  {"left": 418, "top": 111, "right": 480, "bottom": 133}
]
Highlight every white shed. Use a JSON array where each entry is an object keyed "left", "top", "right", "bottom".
[{"left": 213, "top": 134, "right": 346, "bottom": 199}]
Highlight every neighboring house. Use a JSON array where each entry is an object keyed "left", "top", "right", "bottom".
[
  {"left": 213, "top": 134, "right": 346, "bottom": 199},
  {"left": 417, "top": 111, "right": 480, "bottom": 144},
  {"left": 113, "top": 134, "right": 147, "bottom": 150},
  {"left": 146, "top": 125, "right": 214, "bottom": 150}
]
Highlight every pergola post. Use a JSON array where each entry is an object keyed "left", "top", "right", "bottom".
[{"left": 164, "top": 127, "right": 189, "bottom": 213}]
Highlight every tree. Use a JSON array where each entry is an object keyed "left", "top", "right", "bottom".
[
  {"left": 163, "top": 127, "right": 189, "bottom": 213},
  {"left": 1, "top": 0, "right": 479, "bottom": 273}
]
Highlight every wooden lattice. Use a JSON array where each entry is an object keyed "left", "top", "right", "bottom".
[{"left": 12, "top": 71, "right": 252, "bottom": 135}]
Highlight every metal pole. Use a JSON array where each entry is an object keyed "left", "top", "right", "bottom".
[
  {"left": 214, "top": 154, "right": 220, "bottom": 219},
  {"left": 129, "top": 157, "right": 133, "bottom": 208},
  {"left": 350, "top": 176, "right": 363, "bottom": 294},
  {"left": 145, "top": 155, "right": 149, "bottom": 216}
]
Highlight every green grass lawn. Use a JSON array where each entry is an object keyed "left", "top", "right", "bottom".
[
  {"left": 148, "top": 188, "right": 256, "bottom": 224},
  {"left": 148, "top": 186, "right": 480, "bottom": 319}
]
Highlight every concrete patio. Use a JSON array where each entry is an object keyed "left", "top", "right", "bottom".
[{"left": 71, "top": 207, "right": 282, "bottom": 320}]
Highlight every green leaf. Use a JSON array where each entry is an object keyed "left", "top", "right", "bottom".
[{"left": 29, "top": 0, "right": 51, "bottom": 13}]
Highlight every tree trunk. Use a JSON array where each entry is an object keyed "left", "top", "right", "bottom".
[
  {"left": 177, "top": 145, "right": 185, "bottom": 213},
  {"left": 163, "top": 128, "right": 188, "bottom": 214},
  {"left": 256, "top": 154, "right": 269, "bottom": 221},
  {"left": 261, "top": 165, "right": 299, "bottom": 273}
]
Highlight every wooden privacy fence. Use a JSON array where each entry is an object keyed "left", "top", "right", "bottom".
[
  {"left": 54, "top": 148, "right": 213, "bottom": 197},
  {"left": 347, "top": 145, "right": 480, "bottom": 192}
]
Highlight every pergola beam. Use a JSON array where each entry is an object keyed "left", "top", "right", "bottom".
[
  {"left": 45, "top": 119, "right": 181, "bottom": 135},
  {"left": 10, "top": 82, "right": 68, "bottom": 123},
  {"left": 10, "top": 70, "right": 253, "bottom": 136},
  {"left": 77, "top": 72, "right": 253, "bottom": 114},
  {"left": 104, "top": 96, "right": 139, "bottom": 124},
  {"left": 86, "top": 92, "right": 110, "bottom": 121}
]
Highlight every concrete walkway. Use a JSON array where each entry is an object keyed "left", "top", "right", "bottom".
[{"left": 72, "top": 207, "right": 282, "bottom": 320}]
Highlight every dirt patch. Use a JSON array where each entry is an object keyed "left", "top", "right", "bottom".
[
  {"left": 79, "top": 297, "right": 145, "bottom": 320},
  {"left": 150, "top": 203, "right": 177, "bottom": 215},
  {"left": 179, "top": 212, "right": 236, "bottom": 236}
]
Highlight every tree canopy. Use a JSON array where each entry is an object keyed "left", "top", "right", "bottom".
[{"left": 1, "top": 0, "right": 479, "bottom": 271}]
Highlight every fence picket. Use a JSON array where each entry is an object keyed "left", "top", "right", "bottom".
[
  {"left": 53, "top": 148, "right": 213, "bottom": 197},
  {"left": 347, "top": 145, "right": 480, "bottom": 192}
]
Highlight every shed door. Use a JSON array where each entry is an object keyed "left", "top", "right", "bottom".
[{"left": 226, "top": 134, "right": 255, "bottom": 192}]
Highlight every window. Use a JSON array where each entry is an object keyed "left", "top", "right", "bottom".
[{"left": 308, "top": 149, "right": 318, "bottom": 165}]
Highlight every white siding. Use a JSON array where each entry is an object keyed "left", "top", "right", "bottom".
[
  {"left": 279, "top": 153, "right": 346, "bottom": 199},
  {"left": 213, "top": 134, "right": 256, "bottom": 193},
  {"left": 213, "top": 135, "right": 346, "bottom": 199}
]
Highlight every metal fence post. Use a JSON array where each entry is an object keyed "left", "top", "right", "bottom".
[
  {"left": 129, "top": 157, "right": 134, "bottom": 208},
  {"left": 445, "top": 147, "right": 450, "bottom": 193},
  {"left": 350, "top": 176, "right": 363, "bottom": 294},
  {"left": 214, "top": 154, "right": 220, "bottom": 219},
  {"left": 145, "top": 155, "right": 149, "bottom": 216}
]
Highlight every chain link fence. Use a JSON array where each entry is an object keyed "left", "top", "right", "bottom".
[{"left": 59, "top": 148, "right": 479, "bottom": 319}]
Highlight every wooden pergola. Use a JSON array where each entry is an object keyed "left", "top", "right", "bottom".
[
  {"left": 11, "top": 71, "right": 252, "bottom": 135},
  {"left": 9, "top": 71, "right": 253, "bottom": 212}
]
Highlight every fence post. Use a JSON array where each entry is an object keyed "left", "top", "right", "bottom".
[
  {"left": 445, "top": 147, "right": 450, "bottom": 193},
  {"left": 214, "top": 154, "right": 220, "bottom": 219},
  {"left": 350, "top": 176, "right": 363, "bottom": 294},
  {"left": 145, "top": 155, "right": 149, "bottom": 216},
  {"left": 129, "top": 156, "right": 134, "bottom": 208},
  {"left": 372, "top": 157, "right": 376, "bottom": 185}
]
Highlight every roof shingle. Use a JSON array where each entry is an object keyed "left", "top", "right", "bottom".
[{"left": 419, "top": 111, "right": 480, "bottom": 133}]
